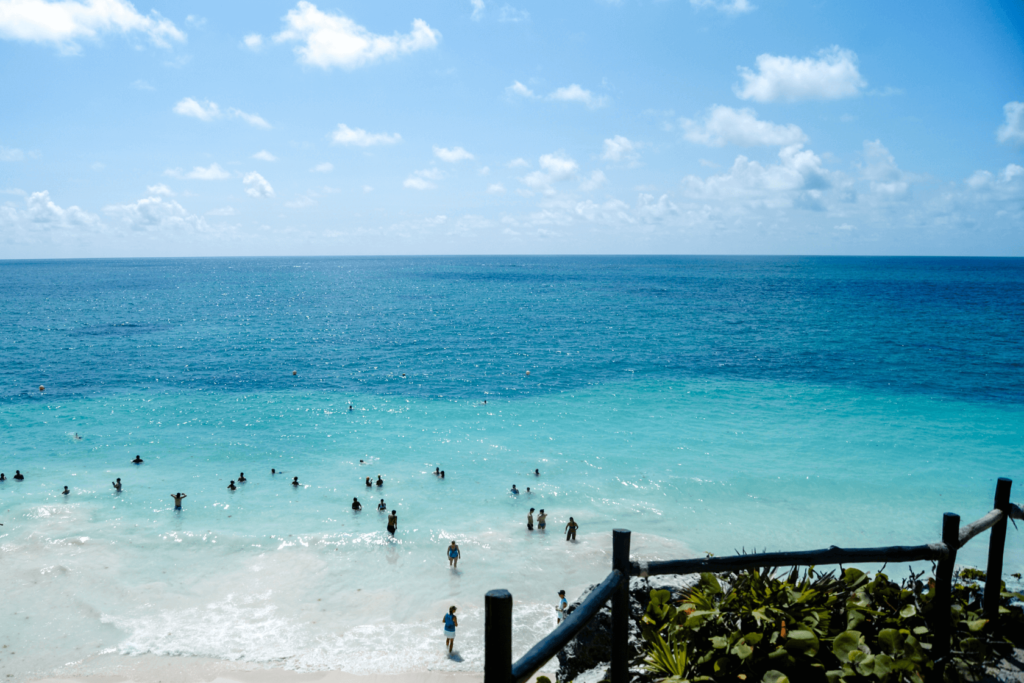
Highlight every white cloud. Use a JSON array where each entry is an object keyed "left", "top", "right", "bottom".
[
  {"left": 506, "top": 81, "right": 536, "bottom": 99},
  {"left": 470, "top": 0, "right": 484, "bottom": 21},
  {"left": 243, "top": 172, "right": 274, "bottom": 198},
  {"left": 548, "top": 84, "right": 608, "bottom": 109},
  {"left": 997, "top": 101, "right": 1024, "bottom": 145},
  {"left": 311, "top": 162, "right": 333, "bottom": 172},
  {"left": 539, "top": 153, "right": 578, "bottom": 180},
  {"left": 487, "top": 183, "right": 505, "bottom": 193},
  {"left": 499, "top": 5, "right": 529, "bottom": 22},
  {"left": 1, "top": 190, "right": 103, "bottom": 236},
  {"left": 681, "top": 106, "right": 807, "bottom": 147},
  {"left": 207, "top": 206, "right": 235, "bottom": 216},
  {"left": 253, "top": 150, "right": 277, "bottom": 161},
  {"left": 681, "top": 144, "right": 830, "bottom": 208},
  {"left": 0, "top": 0, "right": 185, "bottom": 53},
  {"left": 243, "top": 33, "right": 263, "bottom": 50},
  {"left": 735, "top": 46, "right": 866, "bottom": 102},
  {"left": 173, "top": 98, "right": 270, "bottom": 128},
  {"left": 404, "top": 167, "right": 443, "bottom": 190},
  {"left": 636, "top": 193, "right": 679, "bottom": 221},
  {"left": 131, "top": 79, "right": 154, "bottom": 91},
  {"left": 229, "top": 108, "right": 270, "bottom": 129},
  {"left": 165, "top": 163, "right": 231, "bottom": 180},
  {"left": 0, "top": 145, "right": 24, "bottom": 161},
  {"left": 105, "top": 196, "right": 209, "bottom": 233},
  {"left": 433, "top": 145, "right": 474, "bottom": 163},
  {"left": 522, "top": 153, "right": 579, "bottom": 193},
  {"left": 272, "top": 1, "right": 440, "bottom": 70},
  {"left": 173, "top": 97, "right": 220, "bottom": 121},
  {"left": 861, "top": 140, "right": 909, "bottom": 196},
  {"left": 146, "top": 183, "right": 173, "bottom": 195},
  {"left": 689, "top": 0, "right": 754, "bottom": 14},
  {"left": 478, "top": 166, "right": 490, "bottom": 175},
  {"left": 331, "top": 123, "right": 401, "bottom": 146},
  {"left": 580, "top": 170, "right": 607, "bottom": 191},
  {"left": 602, "top": 135, "right": 638, "bottom": 163},
  {"left": 508, "top": 158, "right": 530, "bottom": 168}
]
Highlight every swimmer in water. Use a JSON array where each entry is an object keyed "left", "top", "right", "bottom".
[
  {"left": 132, "top": 456, "right": 143, "bottom": 464},
  {"left": 440, "top": 470, "right": 445, "bottom": 479},
  {"left": 352, "top": 497, "right": 362, "bottom": 511},
  {"left": 365, "top": 476, "right": 372, "bottom": 487},
  {"left": 112, "top": 478, "right": 122, "bottom": 492},
  {"left": 271, "top": 468, "right": 276, "bottom": 475},
  {"left": 292, "top": 477, "right": 300, "bottom": 487},
  {"left": 238, "top": 472, "right": 246, "bottom": 483},
  {"left": 0, "top": 473, "right": 5, "bottom": 481},
  {"left": 511, "top": 484, "right": 519, "bottom": 495},
  {"left": 534, "top": 468, "right": 540, "bottom": 476},
  {"left": 349, "top": 404, "right": 353, "bottom": 411},
  {"left": 434, "top": 467, "right": 440, "bottom": 476},
  {"left": 171, "top": 492, "right": 186, "bottom": 510},
  {"left": 387, "top": 510, "right": 397, "bottom": 535},
  {"left": 527, "top": 508, "right": 535, "bottom": 531},
  {"left": 62, "top": 486, "right": 70, "bottom": 496},
  {"left": 376, "top": 475, "right": 383, "bottom": 487},
  {"left": 526, "top": 487, "right": 531, "bottom": 494},
  {"left": 565, "top": 517, "right": 579, "bottom": 541},
  {"left": 74, "top": 433, "right": 82, "bottom": 440},
  {"left": 377, "top": 499, "right": 386, "bottom": 511},
  {"left": 228, "top": 481, "right": 236, "bottom": 490},
  {"left": 14, "top": 470, "right": 24, "bottom": 481},
  {"left": 447, "top": 540, "right": 461, "bottom": 568},
  {"left": 537, "top": 509, "right": 547, "bottom": 530}
]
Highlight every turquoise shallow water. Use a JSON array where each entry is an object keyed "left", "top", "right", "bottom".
[{"left": 0, "top": 257, "right": 1022, "bottom": 679}]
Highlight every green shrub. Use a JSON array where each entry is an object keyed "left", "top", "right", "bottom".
[{"left": 640, "top": 566, "right": 1024, "bottom": 683}]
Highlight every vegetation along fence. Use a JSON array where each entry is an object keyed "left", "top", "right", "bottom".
[{"left": 483, "top": 477, "right": 1023, "bottom": 683}]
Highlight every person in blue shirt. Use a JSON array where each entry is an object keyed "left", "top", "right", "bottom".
[
  {"left": 511, "top": 484, "right": 519, "bottom": 495},
  {"left": 557, "top": 590, "right": 568, "bottom": 624},
  {"left": 443, "top": 606, "right": 458, "bottom": 653},
  {"left": 447, "top": 541, "right": 461, "bottom": 568}
]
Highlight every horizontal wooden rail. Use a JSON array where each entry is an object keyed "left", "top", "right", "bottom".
[
  {"left": 510, "top": 569, "right": 626, "bottom": 683},
  {"left": 634, "top": 543, "right": 948, "bottom": 577},
  {"left": 959, "top": 509, "right": 1004, "bottom": 548}
]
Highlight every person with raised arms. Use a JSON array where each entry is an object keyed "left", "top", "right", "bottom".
[
  {"left": 171, "top": 492, "right": 186, "bottom": 510},
  {"left": 112, "top": 478, "right": 122, "bottom": 492}
]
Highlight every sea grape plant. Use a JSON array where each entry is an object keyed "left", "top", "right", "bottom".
[{"left": 640, "top": 566, "right": 1024, "bottom": 683}]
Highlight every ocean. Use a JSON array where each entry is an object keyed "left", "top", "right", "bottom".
[{"left": 1, "top": 256, "right": 1022, "bottom": 680}]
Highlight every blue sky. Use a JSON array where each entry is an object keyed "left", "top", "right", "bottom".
[{"left": 1, "top": 0, "right": 1022, "bottom": 258}]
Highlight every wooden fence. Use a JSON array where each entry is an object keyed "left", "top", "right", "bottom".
[{"left": 483, "top": 477, "right": 1021, "bottom": 683}]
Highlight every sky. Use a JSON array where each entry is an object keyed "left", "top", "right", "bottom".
[{"left": 0, "top": 0, "right": 1023, "bottom": 258}]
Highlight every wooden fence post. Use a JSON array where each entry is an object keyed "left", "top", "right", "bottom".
[
  {"left": 984, "top": 478, "right": 1012, "bottom": 619},
  {"left": 612, "top": 529, "right": 632, "bottom": 683},
  {"left": 934, "top": 512, "right": 960, "bottom": 661},
  {"left": 485, "top": 589, "right": 513, "bottom": 683}
]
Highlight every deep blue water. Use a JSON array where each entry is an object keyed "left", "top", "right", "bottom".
[{"left": 2, "top": 256, "right": 1022, "bottom": 403}]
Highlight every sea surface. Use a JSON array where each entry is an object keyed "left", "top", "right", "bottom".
[{"left": 0, "top": 256, "right": 1022, "bottom": 680}]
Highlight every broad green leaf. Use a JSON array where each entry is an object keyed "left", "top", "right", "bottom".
[
  {"left": 710, "top": 636, "right": 728, "bottom": 650},
  {"left": 731, "top": 641, "right": 754, "bottom": 660},
  {"left": 967, "top": 618, "right": 989, "bottom": 632},
  {"left": 900, "top": 604, "right": 916, "bottom": 619},
  {"left": 784, "top": 630, "right": 820, "bottom": 657},
  {"left": 762, "top": 671, "right": 790, "bottom": 683},
  {"left": 878, "top": 628, "right": 901, "bottom": 654},
  {"left": 832, "top": 630, "right": 861, "bottom": 664}
]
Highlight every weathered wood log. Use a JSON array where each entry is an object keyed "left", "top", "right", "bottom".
[
  {"left": 934, "top": 513, "right": 960, "bottom": 661},
  {"left": 634, "top": 543, "right": 948, "bottom": 577},
  {"left": 510, "top": 569, "right": 625, "bottom": 683},
  {"left": 958, "top": 508, "right": 1004, "bottom": 548},
  {"left": 485, "top": 589, "right": 513, "bottom": 683},
  {"left": 984, "top": 478, "right": 1013, "bottom": 618},
  {"left": 611, "top": 529, "right": 632, "bottom": 683}
]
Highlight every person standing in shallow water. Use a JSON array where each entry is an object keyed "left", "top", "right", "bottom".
[
  {"left": 387, "top": 510, "right": 397, "bottom": 536},
  {"left": 565, "top": 517, "right": 579, "bottom": 541},
  {"left": 62, "top": 486, "right": 70, "bottom": 496},
  {"left": 556, "top": 590, "right": 568, "bottom": 624},
  {"left": 447, "top": 540, "right": 461, "bottom": 568},
  {"left": 527, "top": 508, "right": 535, "bottom": 531},
  {"left": 443, "top": 606, "right": 458, "bottom": 653},
  {"left": 537, "top": 509, "right": 547, "bottom": 530},
  {"left": 171, "top": 492, "right": 186, "bottom": 510},
  {"left": 352, "top": 498, "right": 362, "bottom": 511},
  {"left": 377, "top": 499, "right": 386, "bottom": 511},
  {"left": 112, "top": 478, "right": 122, "bottom": 492}
]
